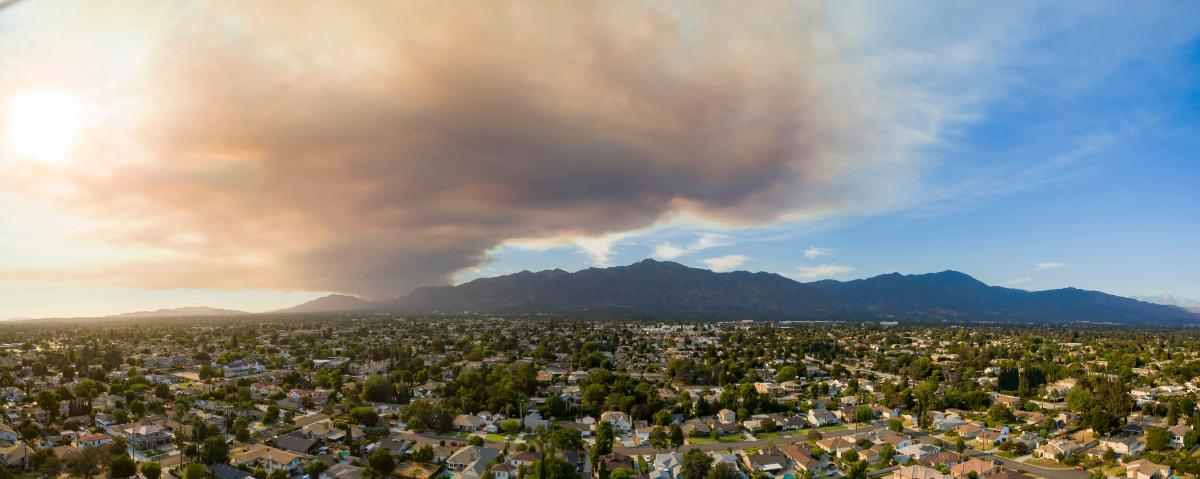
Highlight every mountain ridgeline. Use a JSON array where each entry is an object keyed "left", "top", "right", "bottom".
[{"left": 339, "top": 259, "right": 1196, "bottom": 323}]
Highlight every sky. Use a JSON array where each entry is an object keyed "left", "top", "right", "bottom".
[{"left": 1, "top": 1, "right": 1198, "bottom": 318}]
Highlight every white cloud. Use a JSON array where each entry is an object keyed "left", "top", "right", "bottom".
[
  {"left": 651, "top": 233, "right": 732, "bottom": 260},
  {"left": 572, "top": 233, "right": 634, "bottom": 266},
  {"left": 702, "top": 254, "right": 750, "bottom": 272},
  {"left": 651, "top": 242, "right": 688, "bottom": 260},
  {"left": 1034, "top": 262, "right": 1069, "bottom": 271},
  {"left": 505, "top": 230, "right": 636, "bottom": 266},
  {"left": 999, "top": 277, "right": 1032, "bottom": 286},
  {"left": 804, "top": 247, "right": 833, "bottom": 259},
  {"left": 794, "top": 263, "right": 854, "bottom": 280}
]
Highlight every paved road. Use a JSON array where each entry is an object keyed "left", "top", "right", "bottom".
[{"left": 906, "top": 430, "right": 1087, "bottom": 479}]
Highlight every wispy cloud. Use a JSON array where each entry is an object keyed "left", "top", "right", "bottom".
[
  {"left": 794, "top": 264, "right": 854, "bottom": 280},
  {"left": 999, "top": 277, "right": 1032, "bottom": 286},
  {"left": 652, "top": 233, "right": 733, "bottom": 260},
  {"left": 804, "top": 246, "right": 833, "bottom": 259},
  {"left": 1034, "top": 262, "right": 1070, "bottom": 271},
  {"left": 702, "top": 254, "right": 750, "bottom": 272}
]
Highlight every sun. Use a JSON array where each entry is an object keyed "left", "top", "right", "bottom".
[{"left": 5, "top": 90, "right": 83, "bottom": 163}]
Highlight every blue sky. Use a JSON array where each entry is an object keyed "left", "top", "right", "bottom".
[{"left": 1, "top": 2, "right": 1198, "bottom": 317}]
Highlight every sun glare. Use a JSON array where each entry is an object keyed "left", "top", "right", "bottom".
[{"left": 5, "top": 90, "right": 82, "bottom": 163}]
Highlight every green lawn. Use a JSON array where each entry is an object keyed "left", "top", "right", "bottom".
[
  {"left": 820, "top": 424, "right": 849, "bottom": 432},
  {"left": 484, "top": 434, "right": 508, "bottom": 443},
  {"left": 755, "top": 432, "right": 784, "bottom": 440},
  {"left": 718, "top": 434, "right": 745, "bottom": 442},
  {"left": 688, "top": 437, "right": 718, "bottom": 444},
  {"left": 1025, "top": 458, "right": 1072, "bottom": 469}
]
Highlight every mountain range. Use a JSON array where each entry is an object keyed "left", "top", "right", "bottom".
[
  {"left": 107, "top": 306, "right": 248, "bottom": 318},
  {"left": 274, "top": 294, "right": 373, "bottom": 313},
  {"left": 281, "top": 259, "right": 1197, "bottom": 324}
]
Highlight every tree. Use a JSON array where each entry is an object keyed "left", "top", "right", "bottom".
[
  {"left": 1067, "top": 387, "right": 1095, "bottom": 413},
  {"left": 129, "top": 399, "right": 145, "bottom": 416},
  {"left": 847, "top": 461, "right": 867, "bottom": 479},
  {"left": 987, "top": 404, "right": 1015, "bottom": 424},
  {"left": 468, "top": 435, "right": 484, "bottom": 446},
  {"left": 35, "top": 449, "right": 63, "bottom": 478},
  {"left": 362, "top": 375, "right": 395, "bottom": 403},
  {"left": 368, "top": 448, "right": 396, "bottom": 475},
  {"left": 307, "top": 460, "right": 329, "bottom": 477},
  {"left": 185, "top": 463, "right": 207, "bottom": 479},
  {"left": 842, "top": 450, "right": 859, "bottom": 464},
  {"left": 64, "top": 448, "right": 101, "bottom": 479},
  {"left": 650, "top": 426, "right": 669, "bottom": 449},
  {"left": 707, "top": 463, "right": 740, "bottom": 479},
  {"left": 955, "top": 437, "right": 966, "bottom": 454},
  {"left": 268, "top": 469, "right": 288, "bottom": 479},
  {"left": 669, "top": 424, "right": 685, "bottom": 448},
  {"left": 888, "top": 418, "right": 904, "bottom": 433},
  {"left": 654, "top": 409, "right": 672, "bottom": 427},
  {"left": 1146, "top": 426, "right": 1171, "bottom": 452},
  {"left": 682, "top": 449, "right": 713, "bottom": 479},
  {"left": 413, "top": 445, "right": 434, "bottom": 463},
  {"left": 350, "top": 406, "right": 380, "bottom": 426},
  {"left": 879, "top": 444, "right": 895, "bottom": 466},
  {"left": 853, "top": 405, "right": 874, "bottom": 424},
  {"left": 499, "top": 418, "right": 522, "bottom": 435},
  {"left": 109, "top": 454, "right": 137, "bottom": 479},
  {"left": 525, "top": 456, "right": 578, "bottom": 479},
  {"left": 202, "top": 436, "right": 231, "bottom": 464},
  {"left": 595, "top": 421, "right": 614, "bottom": 455},
  {"left": 548, "top": 427, "right": 584, "bottom": 453},
  {"left": 155, "top": 383, "right": 172, "bottom": 399},
  {"left": 610, "top": 468, "right": 636, "bottom": 479},
  {"left": 140, "top": 462, "right": 162, "bottom": 479}
]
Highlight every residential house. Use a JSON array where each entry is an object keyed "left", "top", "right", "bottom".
[
  {"left": 1099, "top": 436, "right": 1144, "bottom": 457},
  {"left": 808, "top": 408, "right": 838, "bottom": 427},
  {"left": 1035, "top": 439, "right": 1080, "bottom": 460},
  {"left": 897, "top": 444, "right": 940, "bottom": 462},
  {"left": 445, "top": 445, "right": 500, "bottom": 479},
  {"left": 488, "top": 464, "right": 514, "bottom": 479},
  {"left": 891, "top": 465, "right": 948, "bottom": 479},
  {"left": 949, "top": 459, "right": 1001, "bottom": 479},
  {"left": 652, "top": 452, "right": 683, "bottom": 479},
  {"left": 76, "top": 433, "right": 111, "bottom": 449},
  {"left": 779, "top": 444, "right": 821, "bottom": 473},
  {"left": 594, "top": 453, "right": 636, "bottom": 479},
  {"left": 232, "top": 445, "right": 304, "bottom": 475},
  {"left": 1126, "top": 460, "right": 1171, "bottom": 479},
  {"left": 1168, "top": 424, "right": 1191, "bottom": 449},
  {"left": 453, "top": 414, "right": 486, "bottom": 432},
  {"left": 123, "top": 424, "right": 173, "bottom": 451},
  {"left": 816, "top": 437, "right": 856, "bottom": 458},
  {"left": 599, "top": 411, "right": 633, "bottom": 432},
  {"left": 742, "top": 451, "right": 789, "bottom": 475}
]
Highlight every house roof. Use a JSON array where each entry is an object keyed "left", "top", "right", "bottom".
[
  {"left": 893, "top": 465, "right": 948, "bottom": 479},
  {"left": 275, "top": 434, "right": 318, "bottom": 454},
  {"left": 949, "top": 459, "right": 996, "bottom": 476}
]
